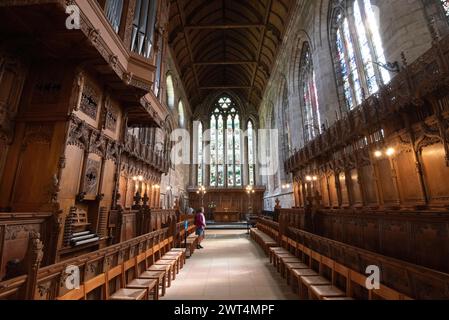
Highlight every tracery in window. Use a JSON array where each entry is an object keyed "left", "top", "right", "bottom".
[
  {"left": 197, "top": 122, "right": 203, "bottom": 186},
  {"left": 247, "top": 121, "right": 256, "bottom": 186},
  {"left": 166, "top": 75, "right": 175, "bottom": 109},
  {"left": 299, "top": 43, "right": 321, "bottom": 142},
  {"left": 209, "top": 96, "right": 241, "bottom": 187},
  {"left": 332, "top": 0, "right": 390, "bottom": 110},
  {"left": 178, "top": 101, "right": 185, "bottom": 127}
]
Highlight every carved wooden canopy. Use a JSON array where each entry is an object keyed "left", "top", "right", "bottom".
[{"left": 168, "top": 0, "right": 294, "bottom": 110}]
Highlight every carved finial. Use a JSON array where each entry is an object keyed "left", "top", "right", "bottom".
[
  {"left": 133, "top": 192, "right": 142, "bottom": 207},
  {"left": 428, "top": 17, "right": 441, "bottom": 43},
  {"left": 123, "top": 72, "right": 132, "bottom": 85},
  {"left": 142, "top": 192, "right": 149, "bottom": 206},
  {"left": 274, "top": 198, "right": 281, "bottom": 209},
  {"left": 87, "top": 28, "right": 100, "bottom": 44},
  {"left": 50, "top": 173, "right": 60, "bottom": 203},
  {"left": 401, "top": 51, "right": 408, "bottom": 68}
]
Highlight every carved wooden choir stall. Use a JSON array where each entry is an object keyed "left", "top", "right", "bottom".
[{"left": 0, "top": 0, "right": 179, "bottom": 288}]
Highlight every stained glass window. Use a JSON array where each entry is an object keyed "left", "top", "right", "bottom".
[
  {"left": 178, "top": 101, "right": 184, "bottom": 127},
  {"left": 217, "top": 115, "right": 224, "bottom": 187},
  {"left": 209, "top": 96, "right": 241, "bottom": 187},
  {"left": 210, "top": 116, "right": 217, "bottom": 186},
  {"left": 300, "top": 43, "right": 321, "bottom": 142},
  {"left": 333, "top": 0, "right": 390, "bottom": 110},
  {"left": 247, "top": 121, "right": 255, "bottom": 186},
  {"left": 166, "top": 75, "right": 175, "bottom": 109},
  {"left": 227, "top": 115, "right": 234, "bottom": 186},
  {"left": 197, "top": 122, "right": 203, "bottom": 186},
  {"left": 234, "top": 115, "right": 242, "bottom": 186}
]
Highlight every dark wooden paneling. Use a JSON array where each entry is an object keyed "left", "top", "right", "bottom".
[
  {"left": 279, "top": 208, "right": 449, "bottom": 273},
  {"left": 188, "top": 187, "right": 265, "bottom": 217}
]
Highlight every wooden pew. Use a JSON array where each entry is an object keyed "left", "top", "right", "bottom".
[
  {"left": 253, "top": 218, "right": 449, "bottom": 300},
  {"left": 0, "top": 222, "right": 189, "bottom": 300},
  {"left": 0, "top": 212, "right": 58, "bottom": 277}
]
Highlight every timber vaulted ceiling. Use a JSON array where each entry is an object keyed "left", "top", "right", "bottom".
[{"left": 168, "top": 0, "right": 294, "bottom": 109}]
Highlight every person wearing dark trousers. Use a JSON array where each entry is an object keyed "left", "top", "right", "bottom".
[{"left": 194, "top": 207, "right": 206, "bottom": 249}]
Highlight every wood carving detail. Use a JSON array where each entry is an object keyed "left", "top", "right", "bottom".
[
  {"left": 67, "top": 115, "right": 121, "bottom": 163},
  {"left": 84, "top": 159, "right": 100, "bottom": 195},
  {"left": 80, "top": 83, "right": 99, "bottom": 120},
  {"left": 5, "top": 224, "right": 40, "bottom": 240}
]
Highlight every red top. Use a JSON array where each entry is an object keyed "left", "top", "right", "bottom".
[{"left": 195, "top": 212, "right": 206, "bottom": 229}]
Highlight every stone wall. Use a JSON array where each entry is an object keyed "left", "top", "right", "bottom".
[
  {"left": 259, "top": 0, "right": 441, "bottom": 210},
  {"left": 160, "top": 49, "right": 192, "bottom": 211}
]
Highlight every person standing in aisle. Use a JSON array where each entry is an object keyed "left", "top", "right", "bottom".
[{"left": 194, "top": 207, "right": 206, "bottom": 249}]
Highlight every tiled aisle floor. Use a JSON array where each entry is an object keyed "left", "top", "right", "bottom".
[{"left": 161, "top": 229, "right": 299, "bottom": 300}]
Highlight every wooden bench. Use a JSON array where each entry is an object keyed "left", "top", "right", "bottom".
[
  {"left": 24, "top": 227, "right": 189, "bottom": 300},
  {"left": 138, "top": 271, "right": 167, "bottom": 297},
  {"left": 155, "top": 259, "right": 177, "bottom": 280},
  {"left": 109, "top": 288, "right": 147, "bottom": 300},
  {"left": 57, "top": 266, "right": 149, "bottom": 301},
  {"left": 268, "top": 247, "right": 289, "bottom": 264},
  {"left": 126, "top": 278, "right": 159, "bottom": 300},
  {"left": 250, "top": 228, "right": 278, "bottom": 254},
  {"left": 288, "top": 233, "right": 414, "bottom": 300},
  {"left": 162, "top": 251, "right": 184, "bottom": 274},
  {"left": 147, "top": 264, "right": 172, "bottom": 288},
  {"left": 169, "top": 248, "right": 187, "bottom": 266},
  {"left": 182, "top": 234, "right": 199, "bottom": 257},
  {"left": 251, "top": 219, "right": 421, "bottom": 300}
]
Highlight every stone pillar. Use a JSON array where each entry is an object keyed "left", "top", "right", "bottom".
[{"left": 377, "top": 0, "right": 432, "bottom": 65}]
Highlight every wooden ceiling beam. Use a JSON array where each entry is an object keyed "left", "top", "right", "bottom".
[
  {"left": 185, "top": 24, "right": 264, "bottom": 30},
  {"left": 194, "top": 61, "right": 257, "bottom": 66},
  {"left": 199, "top": 86, "right": 251, "bottom": 90},
  {"left": 175, "top": 0, "right": 201, "bottom": 98},
  {"left": 248, "top": 0, "right": 273, "bottom": 104}
]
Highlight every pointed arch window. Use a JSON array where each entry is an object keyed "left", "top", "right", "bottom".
[
  {"left": 197, "top": 122, "right": 203, "bottom": 186},
  {"left": 247, "top": 121, "right": 256, "bottom": 186},
  {"left": 331, "top": 0, "right": 390, "bottom": 111},
  {"left": 178, "top": 101, "right": 185, "bottom": 127},
  {"left": 299, "top": 43, "right": 321, "bottom": 142},
  {"left": 281, "top": 85, "right": 292, "bottom": 154},
  {"left": 166, "top": 75, "right": 175, "bottom": 109},
  {"left": 209, "top": 96, "right": 242, "bottom": 187}
]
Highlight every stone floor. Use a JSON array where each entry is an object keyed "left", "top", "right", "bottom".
[{"left": 161, "top": 229, "right": 299, "bottom": 300}]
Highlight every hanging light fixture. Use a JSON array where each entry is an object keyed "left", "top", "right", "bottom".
[{"left": 371, "top": 102, "right": 396, "bottom": 159}]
